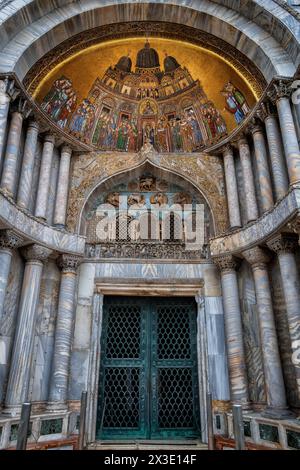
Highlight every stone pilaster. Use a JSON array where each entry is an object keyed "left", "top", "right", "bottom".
[
  {"left": 242, "top": 246, "right": 291, "bottom": 418},
  {"left": 250, "top": 124, "right": 274, "bottom": 212},
  {"left": 4, "top": 244, "right": 52, "bottom": 413},
  {"left": 17, "top": 120, "right": 39, "bottom": 210},
  {"left": 35, "top": 134, "right": 55, "bottom": 220},
  {"left": 262, "top": 106, "right": 289, "bottom": 200},
  {"left": 0, "top": 230, "right": 24, "bottom": 320},
  {"left": 222, "top": 144, "right": 241, "bottom": 229},
  {"left": 273, "top": 82, "right": 300, "bottom": 185},
  {"left": 0, "top": 110, "right": 23, "bottom": 196},
  {"left": 213, "top": 255, "right": 250, "bottom": 408},
  {"left": 47, "top": 254, "right": 81, "bottom": 409},
  {"left": 238, "top": 136, "right": 259, "bottom": 223},
  {"left": 53, "top": 145, "right": 72, "bottom": 228},
  {"left": 267, "top": 233, "right": 300, "bottom": 400},
  {"left": 0, "top": 79, "right": 12, "bottom": 168}
]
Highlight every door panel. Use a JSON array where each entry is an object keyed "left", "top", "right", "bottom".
[{"left": 96, "top": 297, "right": 201, "bottom": 440}]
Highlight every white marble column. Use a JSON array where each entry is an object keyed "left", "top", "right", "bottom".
[
  {"left": 0, "top": 110, "right": 23, "bottom": 196},
  {"left": 242, "top": 247, "right": 291, "bottom": 418},
  {"left": 0, "top": 230, "right": 23, "bottom": 321},
  {"left": 263, "top": 110, "right": 289, "bottom": 200},
  {"left": 267, "top": 234, "right": 300, "bottom": 401},
  {"left": 48, "top": 254, "right": 81, "bottom": 409},
  {"left": 53, "top": 145, "right": 72, "bottom": 228},
  {"left": 214, "top": 255, "right": 250, "bottom": 408},
  {"left": 35, "top": 134, "right": 55, "bottom": 220},
  {"left": 222, "top": 144, "right": 241, "bottom": 229},
  {"left": 0, "top": 79, "right": 12, "bottom": 168},
  {"left": 17, "top": 120, "right": 39, "bottom": 210},
  {"left": 238, "top": 136, "right": 259, "bottom": 223},
  {"left": 251, "top": 124, "right": 274, "bottom": 212},
  {"left": 4, "top": 244, "right": 52, "bottom": 413},
  {"left": 275, "top": 83, "right": 300, "bottom": 185}
]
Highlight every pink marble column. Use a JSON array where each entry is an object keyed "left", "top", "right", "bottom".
[
  {"left": 35, "top": 134, "right": 55, "bottom": 220},
  {"left": 0, "top": 111, "right": 23, "bottom": 197},
  {"left": 53, "top": 145, "right": 72, "bottom": 228},
  {"left": 222, "top": 144, "right": 241, "bottom": 229},
  {"left": 238, "top": 136, "right": 259, "bottom": 223},
  {"left": 251, "top": 124, "right": 274, "bottom": 212}
]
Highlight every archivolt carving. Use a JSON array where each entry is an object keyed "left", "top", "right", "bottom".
[{"left": 67, "top": 151, "right": 228, "bottom": 234}]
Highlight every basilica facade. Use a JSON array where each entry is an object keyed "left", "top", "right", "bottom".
[{"left": 0, "top": 0, "right": 300, "bottom": 451}]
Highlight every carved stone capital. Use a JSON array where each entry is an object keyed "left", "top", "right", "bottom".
[
  {"left": 268, "top": 80, "right": 292, "bottom": 103},
  {"left": 21, "top": 244, "right": 52, "bottom": 263},
  {"left": 0, "top": 78, "right": 19, "bottom": 100},
  {"left": 213, "top": 255, "right": 240, "bottom": 273},
  {"left": 58, "top": 254, "right": 81, "bottom": 274},
  {"left": 221, "top": 143, "right": 233, "bottom": 156},
  {"left": 256, "top": 101, "right": 276, "bottom": 121},
  {"left": 237, "top": 134, "right": 249, "bottom": 147},
  {"left": 286, "top": 215, "right": 300, "bottom": 239},
  {"left": 248, "top": 120, "right": 263, "bottom": 136},
  {"left": 0, "top": 229, "right": 24, "bottom": 251},
  {"left": 11, "top": 97, "right": 32, "bottom": 119},
  {"left": 266, "top": 233, "right": 299, "bottom": 255},
  {"left": 242, "top": 246, "right": 270, "bottom": 269},
  {"left": 61, "top": 144, "right": 72, "bottom": 156},
  {"left": 43, "top": 133, "right": 55, "bottom": 145}
]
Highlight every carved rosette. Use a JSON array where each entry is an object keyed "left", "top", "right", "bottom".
[
  {"left": 0, "top": 229, "right": 24, "bottom": 251},
  {"left": 21, "top": 244, "right": 52, "bottom": 263},
  {"left": 58, "top": 254, "right": 81, "bottom": 274},
  {"left": 213, "top": 254, "right": 240, "bottom": 273},
  {"left": 242, "top": 246, "right": 270, "bottom": 269},
  {"left": 266, "top": 233, "right": 299, "bottom": 255}
]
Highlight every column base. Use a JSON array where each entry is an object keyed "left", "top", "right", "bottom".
[
  {"left": 46, "top": 401, "right": 68, "bottom": 412},
  {"left": 262, "top": 407, "right": 295, "bottom": 420}
]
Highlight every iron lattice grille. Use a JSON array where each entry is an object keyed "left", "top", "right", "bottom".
[
  {"left": 158, "top": 368, "right": 194, "bottom": 428},
  {"left": 97, "top": 297, "right": 200, "bottom": 440},
  {"left": 105, "top": 305, "right": 141, "bottom": 359},
  {"left": 103, "top": 368, "right": 140, "bottom": 428},
  {"left": 157, "top": 305, "right": 192, "bottom": 360}
]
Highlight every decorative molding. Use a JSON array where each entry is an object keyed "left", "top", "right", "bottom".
[
  {"left": 58, "top": 254, "right": 82, "bottom": 273},
  {"left": 0, "top": 229, "right": 24, "bottom": 251},
  {"left": 266, "top": 233, "right": 299, "bottom": 255},
  {"left": 213, "top": 254, "right": 240, "bottom": 273},
  {"left": 21, "top": 244, "right": 52, "bottom": 262},
  {"left": 242, "top": 246, "right": 270, "bottom": 268}
]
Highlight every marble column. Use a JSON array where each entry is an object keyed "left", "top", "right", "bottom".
[
  {"left": 0, "top": 79, "right": 12, "bottom": 167},
  {"left": 17, "top": 120, "right": 39, "bottom": 210},
  {"left": 214, "top": 255, "right": 250, "bottom": 407},
  {"left": 4, "top": 244, "right": 52, "bottom": 413},
  {"left": 263, "top": 111, "right": 289, "bottom": 200},
  {"left": 251, "top": 124, "right": 274, "bottom": 212},
  {"left": 195, "top": 293, "right": 209, "bottom": 443},
  {"left": 267, "top": 234, "right": 300, "bottom": 400},
  {"left": 242, "top": 247, "right": 291, "bottom": 418},
  {"left": 35, "top": 134, "right": 55, "bottom": 220},
  {"left": 0, "top": 230, "right": 23, "bottom": 320},
  {"left": 275, "top": 84, "right": 300, "bottom": 185},
  {"left": 53, "top": 145, "right": 72, "bottom": 228},
  {"left": 48, "top": 254, "right": 80, "bottom": 409},
  {"left": 0, "top": 110, "right": 23, "bottom": 196},
  {"left": 222, "top": 145, "right": 241, "bottom": 229},
  {"left": 238, "top": 136, "right": 259, "bottom": 223}
]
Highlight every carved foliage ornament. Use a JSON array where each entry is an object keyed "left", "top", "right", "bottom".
[
  {"left": 0, "top": 229, "right": 24, "bottom": 250},
  {"left": 266, "top": 233, "right": 299, "bottom": 254},
  {"left": 242, "top": 246, "right": 270, "bottom": 268},
  {"left": 21, "top": 244, "right": 52, "bottom": 262},
  {"left": 58, "top": 254, "right": 82, "bottom": 273},
  {"left": 213, "top": 254, "right": 240, "bottom": 273}
]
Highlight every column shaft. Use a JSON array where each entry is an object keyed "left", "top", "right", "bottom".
[
  {"left": 0, "top": 80, "right": 11, "bottom": 167},
  {"left": 223, "top": 146, "right": 241, "bottom": 229},
  {"left": 277, "top": 96, "right": 300, "bottom": 185},
  {"left": 4, "top": 245, "right": 51, "bottom": 411},
  {"left": 264, "top": 115, "right": 289, "bottom": 200},
  {"left": 35, "top": 135, "right": 55, "bottom": 220},
  {"left": 251, "top": 127, "right": 274, "bottom": 212},
  {"left": 53, "top": 146, "right": 72, "bottom": 227},
  {"left": 0, "top": 249, "right": 12, "bottom": 320},
  {"left": 0, "top": 111, "right": 23, "bottom": 196},
  {"left": 238, "top": 138, "right": 259, "bottom": 223},
  {"left": 17, "top": 121, "right": 39, "bottom": 209}
]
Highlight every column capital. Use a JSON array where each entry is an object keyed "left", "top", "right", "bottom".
[
  {"left": 43, "top": 133, "right": 55, "bottom": 145},
  {"left": 256, "top": 101, "right": 277, "bottom": 121},
  {"left": 21, "top": 244, "right": 52, "bottom": 262},
  {"left": 248, "top": 120, "right": 263, "bottom": 136},
  {"left": 60, "top": 144, "right": 72, "bottom": 156},
  {"left": 266, "top": 233, "right": 299, "bottom": 255},
  {"left": 58, "top": 254, "right": 82, "bottom": 274},
  {"left": 213, "top": 254, "right": 240, "bottom": 273},
  {"left": 0, "top": 229, "right": 24, "bottom": 251},
  {"left": 237, "top": 134, "right": 249, "bottom": 147},
  {"left": 221, "top": 143, "right": 233, "bottom": 156},
  {"left": 242, "top": 246, "right": 270, "bottom": 269},
  {"left": 27, "top": 119, "right": 39, "bottom": 132},
  {"left": 268, "top": 80, "right": 292, "bottom": 103},
  {"left": 0, "top": 78, "right": 19, "bottom": 100}
]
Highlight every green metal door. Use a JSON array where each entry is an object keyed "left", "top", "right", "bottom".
[{"left": 96, "top": 297, "right": 201, "bottom": 440}]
